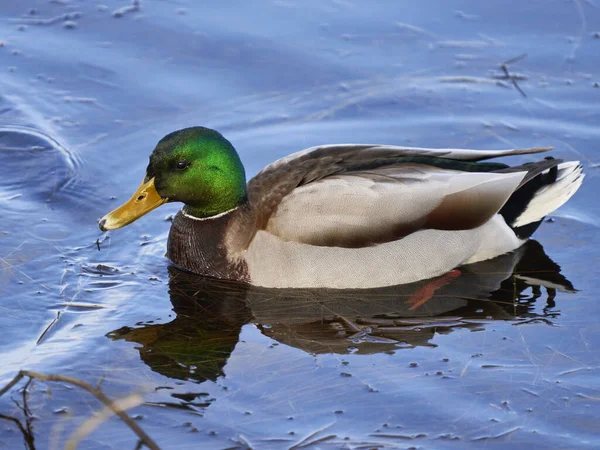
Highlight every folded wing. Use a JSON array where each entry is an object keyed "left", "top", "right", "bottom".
[
  {"left": 247, "top": 144, "right": 549, "bottom": 248},
  {"left": 264, "top": 165, "right": 526, "bottom": 247}
]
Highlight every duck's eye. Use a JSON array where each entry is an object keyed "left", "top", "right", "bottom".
[{"left": 176, "top": 160, "right": 190, "bottom": 170}]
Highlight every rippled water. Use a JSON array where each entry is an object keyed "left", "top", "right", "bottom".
[{"left": 1, "top": 1, "right": 599, "bottom": 449}]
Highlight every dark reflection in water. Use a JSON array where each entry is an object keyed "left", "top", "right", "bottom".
[{"left": 108, "top": 240, "right": 574, "bottom": 384}]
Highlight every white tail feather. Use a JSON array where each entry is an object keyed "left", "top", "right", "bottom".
[{"left": 512, "top": 162, "right": 584, "bottom": 228}]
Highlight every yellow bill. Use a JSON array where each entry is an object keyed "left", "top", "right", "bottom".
[{"left": 99, "top": 177, "right": 168, "bottom": 231}]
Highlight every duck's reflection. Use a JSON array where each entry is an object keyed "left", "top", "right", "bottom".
[{"left": 108, "top": 240, "right": 574, "bottom": 383}]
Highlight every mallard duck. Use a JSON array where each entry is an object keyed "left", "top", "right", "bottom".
[{"left": 99, "top": 127, "right": 584, "bottom": 289}]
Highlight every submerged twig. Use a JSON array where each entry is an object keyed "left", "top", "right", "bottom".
[
  {"left": 496, "top": 53, "right": 528, "bottom": 97},
  {"left": 289, "top": 423, "right": 335, "bottom": 450},
  {"left": 0, "top": 413, "right": 36, "bottom": 449},
  {"left": 0, "top": 379, "right": 36, "bottom": 449},
  {"left": 503, "top": 53, "right": 528, "bottom": 65},
  {"left": 36, "top": 311, "right": 61, "bottom": 345},
  {"left": 0, "top": 370, "right": 160, "bottom": 450}
]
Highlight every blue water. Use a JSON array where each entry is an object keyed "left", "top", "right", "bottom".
[{"left": 1, "top": 1, "right": 599, "bottom": 448}]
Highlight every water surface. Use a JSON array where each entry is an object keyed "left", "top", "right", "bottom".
[{"left": 1, "top": 1, "right": 599, "bottom": 449}]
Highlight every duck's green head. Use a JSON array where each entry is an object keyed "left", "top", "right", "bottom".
[{"left": 99, "top": 127, "right": 247, "bottom": 231}]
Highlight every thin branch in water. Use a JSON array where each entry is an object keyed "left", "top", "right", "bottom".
[
  {"left": 0, "top": 256, "right": 51, "bottom": 291},
  {"left": 0, "top": 379, "right": 36, "bottom": 449},
  {"left": 496, "top": 53, "right": 528, "bottom": 97},
  {"left": 0, "top": 371, "right": 26, "bottom": 397},
  {"left": 0, "top": 370, "right": 160, "bottom": 450},
  {"left": 502, "top": 65, "right": 527, "bottom": 98},
  {"left": 37, "top": 311, "right": 61, "bottom": 345},
  {"left": 289, "top": 422, "right": 335, "bottom": 450},
  {"left": 0, "top": 413, "right": 36, "bottom": 449},
  {"left": 65, "top": 393, "right": 144, "bottom": 450},
  {"left": 22, "top": 378, "right": 33, "bottom": 417},
  {"left": 503, "top": 53, "right": 528, "bottom": 65}
]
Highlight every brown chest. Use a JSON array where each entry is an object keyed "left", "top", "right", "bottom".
[{"left": 167, "top": 210, "right": 250, "bottom": 282}]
